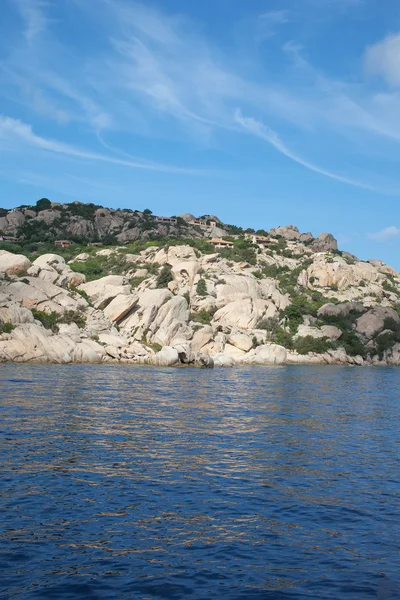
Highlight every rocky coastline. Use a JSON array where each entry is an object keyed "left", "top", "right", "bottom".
[{"left": 1, "top": 226, "right": 400, "bottom": 367}]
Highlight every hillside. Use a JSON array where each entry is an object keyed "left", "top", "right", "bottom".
[
  {"left": 1, "top": 200, "right": 400, "bottom": 367},
  {"left": 0, "top": 199, "right": 227, "bottom": 246}
]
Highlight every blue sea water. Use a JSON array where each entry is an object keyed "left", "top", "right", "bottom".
[{"left": 0, "top": 364, "right": 399, "bottom": 599}]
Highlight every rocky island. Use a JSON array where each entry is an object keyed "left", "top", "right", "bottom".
[{"left": 1, "top": 200, "right": 399, "bottom": 367}]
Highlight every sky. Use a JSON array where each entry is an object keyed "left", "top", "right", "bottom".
[{"left": 0, "top": 0, "right": 400, "bottom": 268}]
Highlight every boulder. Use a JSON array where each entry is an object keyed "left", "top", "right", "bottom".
[
  {"left": 243, "top": 343, "right": 287, "bottom": 365},
  {"left": 228, "top": 333, "right": 253, "bottom": 352},
  {"left": 0, "top": 303, "right": 34, "bottom": 326},
  {"left": 103, "top": 294, "right": 138, "bottom": 324},
  {"left": 321, "top": 325, "right": 343, "bottom": 341},
  {"left": 213, "top": 298, "right": 277, "bottom": 330},
  {"left": 213, "top": 354, "right": 235, "bottom": 367},
  {"left": 78, "top": 275, "right": 130, "bottom": 309},
  {"left": 317, "top": 302, "right": 365, "bottom": 319},
  {"left": 356, "top": 307, "right": 399, "bottom": 338},
  {"left": 194, "top": 352, "right": 214, "bottom": 368},
  {"left": 0, "top": 250, "right": 31, "bottom": 276},
  {"left": 153, "top": 346, "right": 180, "bottom": 367},
  {"left": 295, "top": 325, "right": 326, "bottom": 339},
  {"left": 312, "top": 232, "right": 338, "bottom": 253}
]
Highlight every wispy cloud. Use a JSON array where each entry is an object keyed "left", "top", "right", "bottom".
[
  {"left": 369, "top": 226, "right": 400, "bottom": 242},
  {"left": 233, "top": 109, "right": 377, "bottom": 191},
  {"left": 1, "top": 0, "right": 400, "bottom": 195},
  {"left": 13, "top": 0, "right": 49, "bottom": 43},
  {"left": 0, "top": 115, "right": 204, "bottom": 174},
  {"left": 365, "top": 33, "right": 400, "bottom": 88}
]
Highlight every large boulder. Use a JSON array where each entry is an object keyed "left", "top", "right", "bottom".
[
  {"left": 213, "top": 298, "right": 277, "bottom": 330},
  {"left": 0, "top": 250, "right": 31, "bottom": 276},
  {"left": 78, "top": 275, "right": 130, "bottom": 309},
  {"left": 30, "top": 254, "right": 86, "bottom": 287},
  {"left": 228, "top": 333, "right": 253, "bottom": 352},
  {"left": 153, "top": 346, "right": 180, "bottom": 367},
  {"left": 243, "top": 343, "right": 287, "bottom": 365},
  {"left": 103, "top": 294, "right": 138, "bottom": 324},
  {"left": 355, "top": 307, "right": 399, "bottom": 338},
  {"left": 317, "top": 302, "right": 365, "bottom": 319},
  {"left": 312, "top": 232, "right": 338, "bottom": 253}
]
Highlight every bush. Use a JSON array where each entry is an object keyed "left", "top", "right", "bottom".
[
  {"left": 339, "top": 331, "right": 367, "bottom": 357},
  {"left": 31, "top": 309, "right": 60, "bottom": 332},
  {"left": 190, "top": 309, "right": 216, "bottom": 324},
  {"left": 0, "top": 321, "right": 14, "bottom": 335},
  {"left": 156, "top": 265, "right": 173, "bottom": 288},
  {"left": 272, "top": 327, "right": 294, "bottom": 349},
  {"left": 31, "top": 309, "right": 86, "bottom": 332},
  {"left": 294, "top": 336, "right": 334, "bottom": 355},
  {"left": 196, "top": 278, "right": 208, "bottom": 296},
  {"left": 257, "top": 317, "right": 279, "bottom": 332}
]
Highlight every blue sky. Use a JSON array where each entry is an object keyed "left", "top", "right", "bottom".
[{"left": 1, "top": 0, "right": 400, "bottom": 267}]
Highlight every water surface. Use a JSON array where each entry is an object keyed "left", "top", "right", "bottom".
[{"left": 0, "top": 364, "right": 399, "bottom": 599}]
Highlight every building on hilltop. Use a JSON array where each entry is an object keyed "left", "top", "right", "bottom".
[
  {"left": 189, "top": 218, "right": 217, "bottom": 228},
  {"left": 55, "top": 240, "right": 72, "bottom": 248},
  {"left": 251, "top": 234, "right": 271, "bottom": 248},
  {"left": 210, "top": 238, "right": 234, "bottom": 249},
  {"left": 156, "top": 216, "right": 177, "bottom": 224}
]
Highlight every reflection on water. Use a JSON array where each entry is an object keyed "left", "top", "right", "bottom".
[{"left": 0, "top": 364, "right": 399, "bottom": 599}]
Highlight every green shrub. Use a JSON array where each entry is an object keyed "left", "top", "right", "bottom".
[
  {"left": 31, "top": 309, "right": 86, "bottom": 332},
  {"left": 257, "top": 317, "right": 279, "bottom": 332},
  {"left": 156, "top": 264, "right": 173, "bottom": 288},
  {"left": 272, "top": 327, "right": 294, "bottom": 349},
  {"left": 0, "top": 321, "right": 14, "bottom": 334},
  {"left": 190, "top": 309, "right": 216, "bottom": 324},
  {"left": 196, "top": 278, "right": 208, "bottom": 296},
  {"left": 294, "top": 336, "right": 334, "bottom": 355},
  {"left": 339, "top": 331, "right": 367, "bottom": 357},
  {"left": 31, "top": 309, "right": 60, "bottom": 332}
]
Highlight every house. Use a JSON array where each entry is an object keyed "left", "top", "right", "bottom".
[
  {"left": 189, "top": 219, "right": 217, "bottom": 228},
  {"left": 88, "top": 242, "right": 103, "bottom": 247},
  {"left": 210, "top": 238, "right": 234, "bottom": 249},
  {"left": 156, "top": 216, "right": 177, "bottom": 224},
  {"left": 252, "top": 235, "right": 270, "bottom": 247},
  {"left": 55, "top": 240, "right": 72, "bottom": 248}
]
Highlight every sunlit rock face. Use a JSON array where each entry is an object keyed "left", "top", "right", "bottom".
[{"left": 1, "top": 224, "right": 399, "bottom": 367}]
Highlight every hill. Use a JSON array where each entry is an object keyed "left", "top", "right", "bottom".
[{"left": 1, "top": 199, "right": 400, "bottom": 367}]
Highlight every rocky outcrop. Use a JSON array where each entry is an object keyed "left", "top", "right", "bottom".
[
  {"left": 311, "top": 232, "right": 338, "bottom": 253},
  {"left": 0, "top": 250, "right": 31, "bottom": 276},
  {"left": 1, "top": 215, "right": 400, "bottom": 367}
]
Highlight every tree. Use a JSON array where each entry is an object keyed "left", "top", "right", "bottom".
[
  {"left": 143, "top": 208, "right": 153, "bottom": 216},
  {"left": 36, "top": 198, "right": 51, "bottom": 212}
]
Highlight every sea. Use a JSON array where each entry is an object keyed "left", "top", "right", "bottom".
[{"left": 0, "top": 364, "right": 399, "bottom": 599}]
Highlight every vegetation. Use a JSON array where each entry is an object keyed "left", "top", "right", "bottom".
[
  {"left": 156, "top": 265, "right": 173, "bottom": 288},
  {"left": 293, "top": 336, "right": 334, "bottom": 355},
  {"left": 0, "top": 321, "right": 14, "bottom": 335},
  {"left": 196, "top": 278, "right": 208, "bottom": 296},
  {"left": 190, "top": 309, "right": 216, "bottom": 324},
  {"left": 31, "top": 309, "right": 86, "bottom": 332}
]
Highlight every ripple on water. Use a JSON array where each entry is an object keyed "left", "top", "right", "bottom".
[{"left": 0, "top": 364, "right": 399, "bottom": 600}]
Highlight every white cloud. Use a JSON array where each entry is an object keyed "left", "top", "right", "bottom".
[
  {"left": 365, "top": 33, "right": 400, "bottom": 87},
  {"left": 2, "top": 0, "right": 400, "bottom": 195},
  {"left": 233, "top": 109, "right": 377, "bottom": 191},
  {"left": 0, "top": 115, "right": 204, "bottom": 174},
  {"left": 13, "top": 0, "right": 49, "bottom": 43},
  {"left": 259, "top": 10, "right": 290, "bottom": 24},
  {"left": 369, "top": 226, "right": 400, "bottom": 241}
]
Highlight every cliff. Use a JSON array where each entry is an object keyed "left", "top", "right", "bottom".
[{"left": 1, "top": 208, "right": 400, "bottom": 367}]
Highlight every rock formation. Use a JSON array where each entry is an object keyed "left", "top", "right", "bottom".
[{"left": 1, "top": 206, "right": 400, "bottom": 367}]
